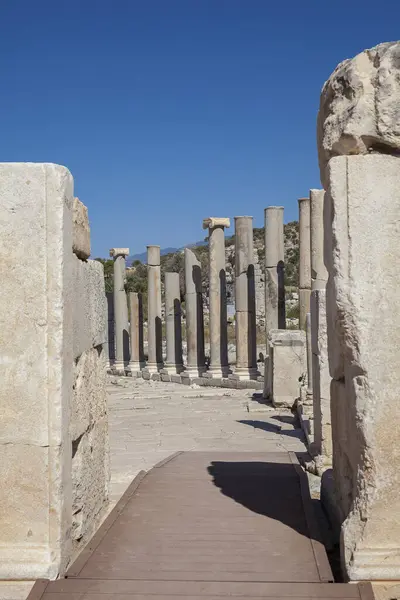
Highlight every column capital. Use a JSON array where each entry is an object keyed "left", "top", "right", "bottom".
[
  {"left": 109, "top": 247, "right": 129, "bottom": 258},
  {"left": 202, "top": 217, "right": 230, "bottom": 230}
]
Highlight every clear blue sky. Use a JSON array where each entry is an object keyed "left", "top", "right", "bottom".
[{"left": 1, "top": 1, "right": 399, "bottom": 257}]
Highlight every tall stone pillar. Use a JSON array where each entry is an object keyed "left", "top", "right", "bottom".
[
  {"left": 202, "top": 217, "right": 230, "bottom": 378},
  {"left": 310, "top": 189, "right": 331, "bottom": 469},
  {"left": 128, "top": 292, "right": 145, "bottom": 374},
  {"left": 183, "top": 248, "right": 206, "bottom": 377},
  {"left": 109, "top": 248, "right": 130, "bottom": 373},
  {"left": 232, "top": 216, "right": 257, "bottom": 380},
  {"left": 163, "top": 272, "right": 184, "bottom": 374},
  {"left": 298, "top": 197, "right": 311, "bottom": 330},
  {"left": 264, "top": 206, "right": 285, "bottom": 338},
  {"left": 146, "top": 245, "right": 163, "bottom": 373},
  {"left": 318, "top": 42, "right": 400, "bottom": 583}
]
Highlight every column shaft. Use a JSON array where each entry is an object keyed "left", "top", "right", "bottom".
[
  {"left": 264, "top": 206, "right": 285, "bottom": 338},
  {"left": 203, "top": 217, "right": 230, "bottom": 378},
  {"left": 146, "top": 245, "right": 163, "bottom": 372},
  {"left": 184, "top": 248, "right": 206, "bottom": 376},
  {"left": 298, "top": 197, "right": 311, "bottom": 330},
  {"left": 233, "top": 216, "right": 257, "bottom": 380},
  {"left": 128, "top": 292, "right": 144, "bottom": 373},
  {"left": 310, "top": 189, "right": 328, "bottom": 291},
  {"left": 164, "top": 272, "right": 183, "bottom": 373},
  {"left": 110, "top": 248, "right": 130, "bottom": 372}
]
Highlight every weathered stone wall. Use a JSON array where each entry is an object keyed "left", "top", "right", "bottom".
[{"left": 0, "top": 164, "right": 108, "bottom": 579}]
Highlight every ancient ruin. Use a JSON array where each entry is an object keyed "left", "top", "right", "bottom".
[{"left": 4, "top": 39, "right": 400, "bottom": 600}]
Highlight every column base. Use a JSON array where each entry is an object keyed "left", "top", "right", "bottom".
[
  {"left": 202, "top": 366, "right": 230, "bottom": 379},
  {"left": 161, "top": 364, "right": 185, "bottom": 375},
  {"left": 127, "top": 361, "right": 143, "bottom": 375},
  {"left": 113, "top": 360, "right": 127, "bottom": 375},
  {"left": 229, "top": 367, "right": 259, "bottom": 381},
  {"left": 143, "top": 363, "right": 163, "bottom": 374},
  {"left": 182, "top": 365, "right": 207, "bottom": 378}
]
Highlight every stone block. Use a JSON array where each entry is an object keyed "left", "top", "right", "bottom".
[
  {"left": 73, "top": 257, "right": 107, "bottom": 360},
  {"left": 267, "top": 330, "right": 306, "bottom": 408},
  {"left": 0, "top": 163, "right": 109, "bottom": 580},
  {"left": 326, "top": 154, "right": 400, "bottom": 581},
  {"left": 72, "top": 197, "right": 90, "bottom": 259},
  {"left": 318, "top": 42, "right": 400, "bottom": 186}
]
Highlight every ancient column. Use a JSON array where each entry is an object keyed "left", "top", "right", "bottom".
[
  {"left": 232, "top": 216, "right": 257, "bottom": 380},
  {"left": 318, "top": 42, "right": 400, "bottom": 583},
  {"left": 109, "top": 247, "right": 130, "bottom": 373},
  {"left": 183, "top": 247, "right": 206, "bottom": 377},
  {"left": 310, "top": 189, "right": 328, "bottom": 291},
  {"left": 145, "top": 245, "right": 163, "bottom": 373},
  {"left": 310, "top": 189, "right": 331, "bottom": 470},
  {"left": 163, "top": 272, "right": 184, "bottom": 374},
  {"left": 298, "top": 197, "right": 311, "bottom": 330},
  {"left": 202, "top": 217, "right": 230, "bottom": 378},
  {"left": 128, "top": 292, "right": 145, "bottom": 374},
  {"left": 264, "top": 206, "right": 285, "bottom": 338}
]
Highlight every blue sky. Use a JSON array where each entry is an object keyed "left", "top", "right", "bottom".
[{"left": 1, "top": 1, "right": 399, "bottom": 257}]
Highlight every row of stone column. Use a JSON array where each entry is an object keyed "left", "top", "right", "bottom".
[
  {"left": 296, "top": 191, "right": 331, "bottom": 469},
  {"left": 109, "top": 208, "right": 286, "bottom": 381}
]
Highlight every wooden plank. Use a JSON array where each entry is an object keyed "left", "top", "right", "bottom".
[
  {"left": 289, "top": 452, "right": 334, "bottom": 583},
  {"left": 66, "top": 470, "right": 147, "bottom": 577},
  {"left": 44, "top": 579, "right": 362, "bottom": 596},
  {"left": 26, "top": 580, "right": 49, "bottom": 600}
]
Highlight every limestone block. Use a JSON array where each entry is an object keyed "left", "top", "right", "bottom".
[
  {"left": 0, "top": 163, "right": 109, "bottom": 580},
  {"left": 72, "top": 257, "right": 107, "bottom": 360},
  {"left": 109, "top": 247, "right": 129, "bottom": 258},
  {"left": 72, "top": 197, "right": 90, "bottom": 259},
  {"left": 326, "top": 154, "right": 400, "bottom": 581},
  {"left": 318, "top": 42, "right": 400, "bottom": 186},
  {"left": 0, "top": 163, "right": 74, "bottom": 578},
  {"left": 267, "top": 330, "right": 306, "bottom": 408}
]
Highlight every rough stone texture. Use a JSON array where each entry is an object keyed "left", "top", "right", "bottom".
[
  {"left": 266, "top": 330, "right": 306, "bottom": 408},
  {"left": 311, "top": 290, "right": 331, "bottom": 467},
  {"left": 72, "top": 197, "right": 90, "bottom": 260},
  {"left": 325, "top": 154, "right": 400, "bottom": 581},
  {"left": 71, "top": 346, "right": 109, "bottom": 552},
  {"left": 0, "top": 163, "right": 109, "bottom": 580},
  {"left": 318, "top": 42, "right": 400, "bottom": 187},
  {"left": 73, "top": 257, "right": 107, "bottom": 360}
]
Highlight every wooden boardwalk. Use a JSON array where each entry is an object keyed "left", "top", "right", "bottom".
[{"left": 29, "top": 451, "right": 374, "bottom": 599}]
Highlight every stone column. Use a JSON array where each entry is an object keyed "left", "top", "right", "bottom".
[
  {"left": 183, "top": 248, "right": 206, "bottom": 377},
  {"left": 298, "top": 197, "right": 311, "bottom": 330},
  {"left": 128, "top": 292, "right": 145, "bottom": 374},
  {"left": 109, "top": 247, "right": 130, "bottom": 373},
  {"left": 202, "top": 217, "right": 230, "bottom": 378},
  {"left": 310, "top": 189, "right": 331, "bottom": 470},
  {"left": 145, "top": 245, "right": 163, "bottom": 373},
  {"left": 232, "top": 216, "right": 257, "bottom": 380},
  {"left": 106, "top": 291, "right": 115, "bottom": 369},
  {"left": 264, "top": 206, "right": 285, "bottom": 338},
  {"left": 317, "top": 41, "right": 400, "bottom": 582},
  {"left": 163, "top": 272, "right": 184, "bottom": 374}
]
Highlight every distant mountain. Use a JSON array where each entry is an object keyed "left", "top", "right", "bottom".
[{"left": 127, "top": 240, "right": 207, "bottom": 266}]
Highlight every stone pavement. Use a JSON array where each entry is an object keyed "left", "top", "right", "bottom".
[{"left": 108, "top": 376, "right": 307, "bottom": 506}]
